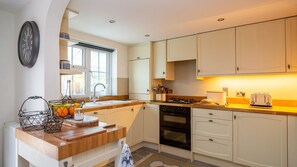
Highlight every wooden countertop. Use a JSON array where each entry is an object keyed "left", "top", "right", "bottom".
[
  {"left": 15, "top": 123, "right": 126, "bottom": 160},
  {"left": 83, "top": 101, "right": 145, "bottom": 112},
  {"left": 148, "top": 101, "right": 297, "bottom": 116}
]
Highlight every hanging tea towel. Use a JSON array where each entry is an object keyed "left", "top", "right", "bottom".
[{"left": 117, "top": 143, "right": 134, "bottom": 167}]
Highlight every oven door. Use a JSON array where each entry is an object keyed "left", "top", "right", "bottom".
[
  {"left": 160, "top": 126, "right": 191, "bottom": 150},
  {"left": 160, "top": 111, "right": 190, "bottom": 129}
]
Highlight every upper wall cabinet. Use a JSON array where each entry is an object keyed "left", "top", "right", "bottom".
[
  {"left": 167, "top": 35, "right": 197, "bottom": 62},
  {"left": 153, "top": 41, "right": 175, "bottom": 80},
  {"left": 197, "top": 28, "right": 236, "bottom": 76},
  {"left": 128, "top": 44, "right": 150, "bottom": 60},
  {"left": 286, "top": 17, "right": 297, "bottom": 72},
  {"left": 236, "top": 19, "right": 286, "bottom": 74}
]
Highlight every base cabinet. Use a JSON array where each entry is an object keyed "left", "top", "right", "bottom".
[
  {"left": 233, "top": 112, "right": 287, "bottom": 167},
  {"left": 288, "top": 116, "right": 297, "bottom": 167},
  {"left": 130, "top": 105, "right": 144, "bottom": 146},
  {"left": 143, "top": 104, "right": 159, "bottom": 144}
]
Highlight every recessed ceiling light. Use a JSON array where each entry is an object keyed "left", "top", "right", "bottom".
[
  {"left": 109, "top": 20, "right": 116, "bottom": 23},
  {"left": 217, "top": 18, "right": 225, "bottom": 22},
  {"left": 145, "top": 34, "right": 150, "bottom": 37}
]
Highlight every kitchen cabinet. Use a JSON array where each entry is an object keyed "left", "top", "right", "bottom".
[
  {"left": 153, "top": 41, "right": 175, "bottom": 80},
  {"left": 130, "top": 105, "right": 144, "bottom": 146},
  {"left": 286, "top": 16, "right": 297, "bottom": 72},
  {"left": 84, "top": 109, "right": 106, "bottom": 122},
  {"left": 197, "top": 28, "right": 236, "bottom": 76},
  {"left": 129, "top": 59, "right": 150, "bottom": 94},
  {"left": 128, "top": 43, "right": 150, "bottom": 60},
  {"left": 143, "top": 104, "right": 159, "bottom": 144},
  {"left": 105, "top": 106, "right": 134, "bottom": 146},
  {"left": 192, "top": 108, "right": 233, "bottom": 161},
  {"left": 233, "top": 112, "right": 287, "bottom": 167},
  {"left": 167, "top": 35, "right": 197, "bottom": 62},
  {"left": 236, "top": 19, "right": 286, "bottom": 74},
  {"left": 288, "top": 116, "right": 297, "bottom": 167}
]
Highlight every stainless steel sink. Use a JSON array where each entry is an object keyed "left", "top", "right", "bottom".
[{"left": 83, "top": 100, "right": 132, "bottom": 108}]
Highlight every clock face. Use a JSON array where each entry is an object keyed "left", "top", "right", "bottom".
[{"left": 18, "top": 21, "right": 40, "bottom": 68}]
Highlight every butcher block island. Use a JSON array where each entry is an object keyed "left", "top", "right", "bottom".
[{"left": 15, "top": 122, "right": 126, "bottom": 167}]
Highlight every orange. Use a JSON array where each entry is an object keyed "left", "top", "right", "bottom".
[
  {"left": 69, "top": 106, "right": 75, "bottom": 116},
  {"left": 56, "top": 107, "right": 69, "bottom": 118}
]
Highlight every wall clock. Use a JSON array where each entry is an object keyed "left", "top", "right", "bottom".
[{"left": 18, "top": 21, "right": 40, "bottom": 68}]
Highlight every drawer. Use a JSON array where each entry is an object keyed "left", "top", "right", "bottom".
[
  {"left": 192, "top": 135, "right": 233, "bottom": 161},
  {"left": 193, "top": 108, "right": 232, "bottom": 120},
  {"left": 84, "top": 110, "right": 106, "bottom": 122},
  {"left": 192, "top": 117, "right": 232, "bottom": 140}
]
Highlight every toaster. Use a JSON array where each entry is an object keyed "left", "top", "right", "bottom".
[{"left": 250, "top": 93, "right": 272, "bottom": 107}]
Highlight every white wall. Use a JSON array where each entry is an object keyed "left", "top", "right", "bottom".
[
  {"left": 15, "top": 0, "right": 69, "bottom": 111},
  {"left": 0, "top": 9, "right": 16, "bottom": 166},
  {"left": 163, "top": 61, "right": 297, "bottom": 100}
]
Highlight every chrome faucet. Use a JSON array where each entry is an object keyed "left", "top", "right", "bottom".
[{"left": 91, "top": 83, "right": 106, "bottom": 103}]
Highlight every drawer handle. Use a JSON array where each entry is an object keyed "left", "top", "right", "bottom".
[
  {"left": 93, "top": 112, "right": 98, "bottom": 114},
  {"left": 209, "top": 113, "right": 213, "bottom": 115},
  {"left": 209, "top": 120, "right": 213, "bottom": 122},
  {"left": 209, "top": 139, "right": 213, "bottom": 142}
]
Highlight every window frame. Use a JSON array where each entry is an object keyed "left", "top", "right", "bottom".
[{"left": 62, "top": 45, "right": 112, "bottom": 98}]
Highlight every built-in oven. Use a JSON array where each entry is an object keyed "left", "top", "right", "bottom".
[{"left": 160, "top": 105, "right": 191, "bottom": 150}]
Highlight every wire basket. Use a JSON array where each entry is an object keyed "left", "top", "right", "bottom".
[
  {"left": 18, "top": 96, "right": 51, "bottom": 131},
  {"left": 49, "top": 98, "right": 84, "bottom": 119},
  {"left": 44, "top": 112, "right": 63, "bottom": 133}
]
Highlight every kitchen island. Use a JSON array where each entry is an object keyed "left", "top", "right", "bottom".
[{"left": 15, "top": 122, "right": 126, "bottom": 167}]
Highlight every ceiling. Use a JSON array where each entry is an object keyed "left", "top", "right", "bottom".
[
  {"left": 67, "top": 0, "right": 297, "bottom": 45},
  {"left": 0, "top": 0, "right": 32, "bottom": 13}
]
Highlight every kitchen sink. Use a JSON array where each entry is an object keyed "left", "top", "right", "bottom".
[{"left": 83, "top": 100, "right": 132, "bottom": 108}]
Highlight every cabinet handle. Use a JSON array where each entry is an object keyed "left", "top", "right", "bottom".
[
  {"left": 197, "top": 69, "right": 200, "bottom": 73},
  {"left": 288, "top": 64, "right": 291, "bottom": 70},
  {"left": 209, "top": 120, "right": 213, "bottom": 122},
  {"left": 237, "top": 67, "right": 239, "bottom": 71},
  {"left": 147, "top": 89, "right": 150, "bottom": 92},
  {"left": 209, "top": 113, "right": 213, "bottom": 115},
  {"left": 131, "top": 108, "right": 134, "bottom": 111},
  {"left": 234, "top": 115, "right": 236, "bottom": 120},
  {"left": 209, "top": 139, "right": 213, "bottom": 142},
  {"left": 163, "top": 71, "right": 165, "bottom": 75},
  {"left": 143, "top": 107, "right": 146, "bottom": 110},
  {"left": 137, "top": 57, "right": 140, "bottom": 59},
  {"left": 93, "top": 112, "right": 98, "bottom": 114}
]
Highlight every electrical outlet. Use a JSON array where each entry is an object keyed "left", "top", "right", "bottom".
[{"left": 236, "top": 91, "right": 246, "bottom": 97}]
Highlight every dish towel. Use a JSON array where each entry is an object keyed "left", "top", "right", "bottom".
[{"left": 117, "top": 143, "right": 134, "bottom": 167}]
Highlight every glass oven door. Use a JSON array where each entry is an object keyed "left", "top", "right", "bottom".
[
  {"left": 160, "top": 126, "right": 191, "bottom": 150},
  {"left": 160, "top": 111, "right": 190, "bottom": 129}
]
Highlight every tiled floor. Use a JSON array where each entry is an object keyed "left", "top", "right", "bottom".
[{"left": 104, "top": 147, "right": 217, "bottom": 167}]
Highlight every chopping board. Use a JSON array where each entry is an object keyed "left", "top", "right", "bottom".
[
  {"left": 63, "top": 115, "right": 99, "bottom": 128},
  {"left": 54, "top": 126, "right": 107, "bottom": 141}
]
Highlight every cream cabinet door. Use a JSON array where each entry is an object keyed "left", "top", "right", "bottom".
[
  {"left": 197, "top": 28, "right": 236, "bottom": 76},
  {"left": 233, "top": 112, "right": 287, "bottom": 167},
  {"left": 131, "top": 105, "right": 144, "bottom": 146},
  {"left": 153, "top": 41, "right": 175, "bottom": 80},
  {"left": 193, "top": 135, "right": 232, "bottom": 161},
  {"left": 105, "top": 106, "right": 134, "bottom": 145},
  {"left": 286, "top": 17, "right": 297, "bottom": 72},
  {"left": 129, "top": 59, "right": 150, "bottom": 94},
  {"left": 192, "top": 117, "right": 232, "bottom": 140},
  {"left": 236, "top": 19, "right": 286, "bottom": 74},
  {"left": 288, "top": 116, "right": 297, "bottom": 167},
  {"left": 143, "top": 104, "right": 159, "bottom": 144},
  {"left": 128, "top": 43, "right": 150, "bottom": 60},
  {"left": 167, "top": 35, "right": 197, "bottom": 62}
]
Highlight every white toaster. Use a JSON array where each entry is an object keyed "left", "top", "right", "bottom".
[{"left": 250, "top": 93, "right": 272, "bottom": 107}]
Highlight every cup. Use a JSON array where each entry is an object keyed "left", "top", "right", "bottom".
[{"left": 74, "top": 108, "right": 84, "bottom": 121}]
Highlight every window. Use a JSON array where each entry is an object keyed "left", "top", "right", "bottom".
[{"left": 61, "top": 43, "right": 113, "bottom": 97}]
